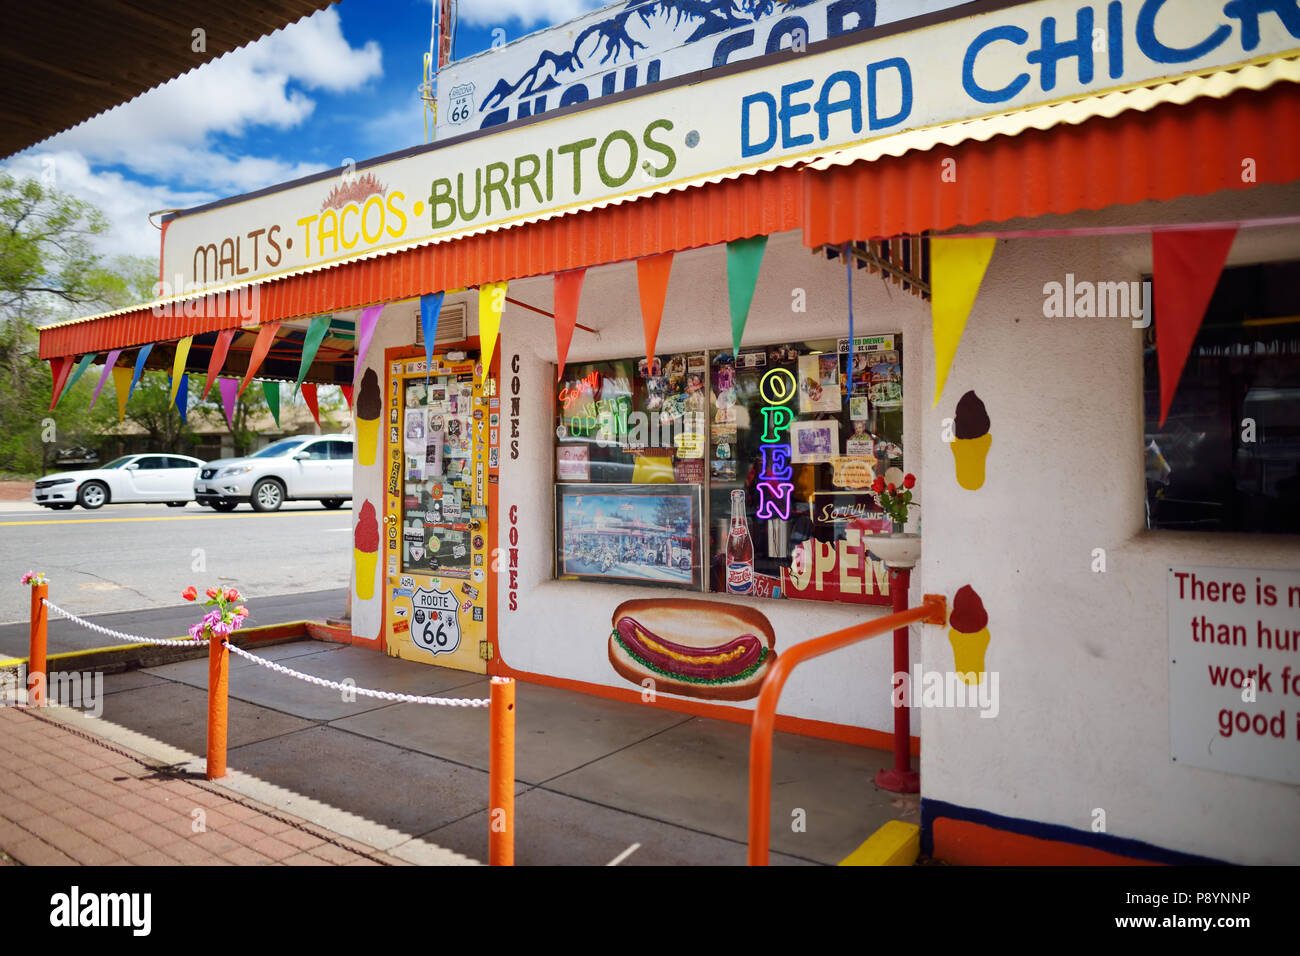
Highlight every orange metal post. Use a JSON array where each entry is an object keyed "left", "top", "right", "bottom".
[
  {"left": 28, "top": 583, "right": 47, "bottom": 706},
  {"left": 747, "top": 594, "right": 947, "bottom": 866},
  {"left": 206, "top": 634, "right": 229, "bottom": 779},
  {"left": 489, "top": 676, "right": 515, "bottom": 866}
]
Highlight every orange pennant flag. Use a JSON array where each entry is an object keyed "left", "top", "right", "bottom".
[
  {"left": 203, "top": 328, "right": 236, "bottom": 399},
  {"left": 553, "top": 269, "right": 586, "bottom": 381},
  {"left": 636, "top": 253, "right": 673, "bottom": 371},
  {"left": 300, "top": 382, "right": 321, "bottom": 428},
  {"left": 239, "top": 322, "right": 281, "bottom": 397}
]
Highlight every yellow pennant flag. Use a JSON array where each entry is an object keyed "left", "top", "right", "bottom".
[
  {"left": 169, "top": 336, "right": 193, "bottom": 404},
  {"left": 478, "top": 281, "right": 507, "bottom": 374},
  {"left": 111, "top": 366, "right": 133, "bottom": 422},
  {"left": 931, "top": 237, "right": 997, "bottom": 407}
]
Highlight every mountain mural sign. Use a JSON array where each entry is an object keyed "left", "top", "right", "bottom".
[{"left": 161, "top": 0, "right": 1300, "bottom": 297}]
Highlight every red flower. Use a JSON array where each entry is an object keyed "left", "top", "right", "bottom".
[
  {"left": 234, "top": 606, "right": 248, "bottom": 617},
  {"left": 903, "top": 474, "right": 916, "bottom": 489},
  {"left": 205, "top": 587, "right": 219, "bottom": 599},
  {"left": 871, "top": 476, "right": 885, "bottom": 493},
  {"left": 182, "top": 586, "right": 198, "bottom": 601},
  {"left": 887, "top": 483, "right": 897, "bottom": 494},
  {"left": 225, "top": 588, "right": 241, "bottom": 602}
]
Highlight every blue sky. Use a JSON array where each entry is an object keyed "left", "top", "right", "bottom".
[{"left": 2, "top": 0, "right": 607, "bottom": 262}]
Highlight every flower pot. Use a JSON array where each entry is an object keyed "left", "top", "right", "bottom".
[{"left": 866, "top": 533, "right": 921, "bottom": 569}]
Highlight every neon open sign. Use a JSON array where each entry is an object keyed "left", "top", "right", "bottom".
[{"left": 756, "top": 368, "right": 796, "bottom": 520}]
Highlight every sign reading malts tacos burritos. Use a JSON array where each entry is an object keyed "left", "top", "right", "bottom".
[{"left": 161, "top": 0, "right": 1300, "bottom": 295}]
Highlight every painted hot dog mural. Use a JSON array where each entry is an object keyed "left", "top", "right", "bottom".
[{"left": 608, "top": 598, "right": 776, "bottom": 701}]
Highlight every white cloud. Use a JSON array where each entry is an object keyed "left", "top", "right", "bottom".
[
  {"left": 456, "top": 0, "right": 610, "bottom": 29},
  {"left": 30, "top": 7, "right": 379, "bottom": 194}
]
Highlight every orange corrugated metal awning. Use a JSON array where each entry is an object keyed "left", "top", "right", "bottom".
[
  {"left": 803, "top": 80, "right": 1300, "bottom": 246},
  {"left": 39, "top": 81, "right": 1300, "bottom": 361}
]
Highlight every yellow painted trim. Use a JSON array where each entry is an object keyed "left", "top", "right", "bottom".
[{"left": 839, "top": 820, "right": 920, "bottom": 866}]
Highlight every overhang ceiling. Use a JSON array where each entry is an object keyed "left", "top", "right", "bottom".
[{"left": 0, "top": 0, "right": 334, "bottom": 159}]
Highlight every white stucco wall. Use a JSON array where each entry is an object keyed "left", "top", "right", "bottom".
[
  {"left": 920, "top": 185, "right": 1300, "bottom": 865},
  {"left": 495, "top": 230, "right": 933, "bottom": 732}
]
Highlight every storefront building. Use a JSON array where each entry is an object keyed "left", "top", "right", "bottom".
[{"left": 40, "top": 0, "right": 1300, "bottom": 864}]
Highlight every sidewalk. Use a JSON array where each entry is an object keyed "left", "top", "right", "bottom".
[
  {"left": 3, "top": 636, "right": 916, "bottom": 865},
  {"left": 0, "top": 706, "right": 415, "bottom": 866}
]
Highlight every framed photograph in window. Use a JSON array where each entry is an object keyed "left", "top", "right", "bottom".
[
  {"left": 555, "top": 483, "right": 703, "bottom": 591},
  {"left": 789, "top": 419, "right": 839, "bottom": 464}
]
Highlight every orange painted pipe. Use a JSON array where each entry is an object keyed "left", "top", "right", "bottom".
[
  {"left": 489, "top": 677, "right": 515, "bottom": 866},
  {"left": 206, "top": 633, "right": 229, "bottom": 780},
  {"left": 747, "top": 594, "right": 947, "bottom": 866},
  {"left": 28, "top": 583, "right": 47, "bottom": 707}
]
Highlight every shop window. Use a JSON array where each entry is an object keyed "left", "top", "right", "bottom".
[
  {"left": 554, "top": 337, "right": 905, "bottom": 604},
  {"left": 1144, "top": 259, "right": 1300, "bottom": 533}
]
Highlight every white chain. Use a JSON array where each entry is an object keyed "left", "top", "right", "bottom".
[
  {"left": 223, "top": 641, "right": 489, "bottom": 707},
  {"left": 42, "top": 599, "right": 210, "bottom": 647}
]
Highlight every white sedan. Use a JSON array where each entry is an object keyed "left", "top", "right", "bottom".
[{"left": 32, "top": 454, "right": 204, "bottom": 510}]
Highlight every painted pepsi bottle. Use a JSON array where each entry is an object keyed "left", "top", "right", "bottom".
[{"left": 726, "top": 489, "right": 754, "bottom": 594}]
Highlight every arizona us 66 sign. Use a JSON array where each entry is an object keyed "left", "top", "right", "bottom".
[{"left": 411, "top": 587, "right": 461, "bottom": 657}]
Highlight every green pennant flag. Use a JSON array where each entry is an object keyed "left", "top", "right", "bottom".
[
  {"left": 726, "top": 235, "right": 767, "bottom": 357},
  {"left": 58, "top": 353, "right": 97, "bottom": 405},
  {"left": 295, "top": 315, "right": 331, "bottom": 394},
  {"left": 263, "top": 381, "right": 281, "bottom": 428}
]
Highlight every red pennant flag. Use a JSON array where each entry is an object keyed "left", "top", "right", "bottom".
[
  {"left": 239, "top": 321, "right": 281, "bottom": 397},
  {"left": 636, "top": 253, "right": 673, "bottom": 372},
  {"left": 203, "top": 328, "right": 237, "bottom": 399},
  {"left": 47, "top": 356, "right": 73, "bottom": 410},
  {"left": 340, "top": 384, "right": 354, "bottom": 410},
  {"left": 1153, "top": 229, "right": 1237, "bottom": 425},
  {"left": 553, "top": 268, "right": 586, "bottom": 381},
  {"left": 301, "top": 382, "right": 321, "bottom": 428}
]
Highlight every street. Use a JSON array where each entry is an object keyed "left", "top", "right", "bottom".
[{"left": 0, "top": 501, "right": 351, "bottom": 641}]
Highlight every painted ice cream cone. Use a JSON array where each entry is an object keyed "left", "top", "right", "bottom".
[
  {"left": 948, "top": 585, "right": 989, "bottom": 684},
  {"left": 949, "top": 390, "right": 991, "bottom": 490},
  {"left": 355, "top": 368, "right": 382, "bottom": 467},
  {"left": 354, "top": 500, "right": 380, "bottom": 601}
]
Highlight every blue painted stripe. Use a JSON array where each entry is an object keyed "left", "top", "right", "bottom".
[{"left": 920, "top": 798, "right": 1228, "bottom": 866}]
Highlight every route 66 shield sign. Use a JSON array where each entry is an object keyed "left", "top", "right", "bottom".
[{"left": 411, "top": 587, "right": 460, "bottom": 656}]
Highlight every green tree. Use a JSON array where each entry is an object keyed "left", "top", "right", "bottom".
[{"left": 0, "top": 174, "right": 155, "bottom": 474}]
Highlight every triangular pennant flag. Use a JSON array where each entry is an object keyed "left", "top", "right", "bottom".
[
  {"left": 239, "top": 322, "right": 281, "bottom": 397},
  {"left": 58, "top": 353, "right": 97, "bottom": 406},
  {"left": 89, "top": 349, "right": 122, "bottom": 411},
  {"left": 636, "top": 253, "right": 674, "bottom": 371},
  {"left": 420, "top": 293, "right": 446, "bottom": 384},
  {"left": 931, "top": 237, "right": 997, "bottom": 407},
  {"left": 478, "top": 281, "right": 507, "bottom": 375},
  {"left": 353, "top": 304, "right": 384, "bottom": 380},
  {"left": 553, "top": 269, "right": 586, "bottom": 381},
  {"left": 218, "top": 377, "right": 239, "bottom": 430},
  {"left": 203, "top": 328, "right": 236, "bottom": 399},
  {"left": 173, "top": 373, "right": 189, "bottom": 424},
  {"left": 169, "top": 336, "right": 193, "bottom": 404},
  {"left": 1153, "top": 228, "right": 1237, "bottom": 426},
  {"left": 301, "top": 382, "right": 321, "bottom": 428},
  {"left": 111, "top": 366, "right": 132, "bottom": 422},
  {"left": 295, "top": 315, "right": 331, "bottom": 393},
  {"left": 726, "top": 236, "right": 767, "bottom": 357},
  {"left": 341, "top": 384, "right": 354, "bottom": 410},
  {"left": 263, "top": 381, "right": 281, "bottom": 428},
  {"left": 130, "top": 343, "right": 154, "bottom": 399},
  {"left": 47, "top": 356, "right": 73, "bottom": 411}
]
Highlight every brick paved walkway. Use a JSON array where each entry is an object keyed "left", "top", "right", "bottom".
[{"left": 0, "top": 706, "right": 406, "bottom": 866}]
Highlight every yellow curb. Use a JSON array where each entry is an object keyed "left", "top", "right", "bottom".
[{"left": 839, "top": 820, "right": 920, "bottom": 866}]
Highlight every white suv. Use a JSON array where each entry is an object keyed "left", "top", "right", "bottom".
[{"left": 195, "top": 435, "right": 354, "bottom": 512}]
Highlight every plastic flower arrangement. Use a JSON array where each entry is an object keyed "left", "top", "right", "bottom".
[
  {"left": 183, "top": 586, "right": 249, "bottom": 642},
  {"left": 872, "top": 473, "right": 917, "bottom": 530},
  {"left": 20, "top": 571, "right": 48, "bottom": 587}
]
